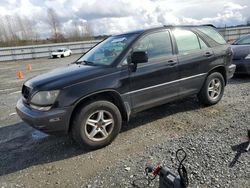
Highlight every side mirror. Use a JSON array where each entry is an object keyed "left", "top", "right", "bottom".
[{"left": 131, "top": 51, "right": 148, "bottom": 64}]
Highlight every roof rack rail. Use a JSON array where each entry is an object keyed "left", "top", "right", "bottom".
[
  {"left": 200, "top": 24, "right": 216, "bottom": 28},
  {"left": 163, "top": 24, "right": 216, "bottom": 28}
]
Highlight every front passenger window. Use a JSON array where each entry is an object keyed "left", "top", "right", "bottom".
[{"left": 133, "top": 31, "right": 173, "bottom": 60}]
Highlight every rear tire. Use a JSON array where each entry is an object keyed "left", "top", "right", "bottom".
[
  {"left": 71, "top": 100, "right": 122, "bottom": 150},
  {"left": 198, "top": 72, "right": 225, "bottom": 106}
]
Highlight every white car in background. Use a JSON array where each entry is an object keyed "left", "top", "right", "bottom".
[{"left": 51, "top": 48, "right": 72, "bottom": 58}]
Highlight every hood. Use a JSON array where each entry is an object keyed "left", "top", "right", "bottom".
[
  {"left": 25, "top": 64, "right": 110, "bottom": 91},
  {"left": 231, "top": 44, "right": 250, "bottom": 60}
]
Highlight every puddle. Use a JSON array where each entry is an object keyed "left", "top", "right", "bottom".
[{"left": 31, "top": 130, "right": 48, "bottom": 139}]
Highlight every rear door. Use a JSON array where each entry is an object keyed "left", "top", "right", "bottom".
[
  {"left": 172, "top": 29, "right": 214, "bottom": 96},
  {"left": 128, "top": 30, "right": 179, "bottom": 112}
]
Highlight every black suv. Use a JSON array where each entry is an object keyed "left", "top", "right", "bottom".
[{"left": 16, "top": 25, "right": 236, "bottom": 149}]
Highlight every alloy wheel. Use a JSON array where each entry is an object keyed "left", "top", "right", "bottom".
[
  {"left": 84, "top": 110, "right": 114, "bottom": 142},
  {"left": 207, "top": 78, "right": 222, "bottom": 100}
]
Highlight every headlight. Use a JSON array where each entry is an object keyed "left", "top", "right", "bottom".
[
  {"left": 30, "top": 90, "right": 59, "bottom": 106},
  {"left": 245, "top": 54, "right": 250, "bottom": 59}
]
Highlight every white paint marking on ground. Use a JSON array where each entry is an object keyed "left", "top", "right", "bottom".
[
  {"left": 9, "top": 91, "right": 21, "bottom": 95},
  {"left": 32, "top": 68, "right": 50, "bottom": 72},
  {"left": 0, "top": 88, "right": 16, "bottom": 92},
  {"left": 9, "top": 112, "right": 17, "bottom": 116}
]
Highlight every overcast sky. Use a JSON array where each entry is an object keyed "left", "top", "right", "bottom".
[{"left": 0, "top": 0, "right": 249, "bottom": 37}]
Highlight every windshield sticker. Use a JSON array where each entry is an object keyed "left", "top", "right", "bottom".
[{"left": 111, "top": 37, "right": 127, "bottom": 43}]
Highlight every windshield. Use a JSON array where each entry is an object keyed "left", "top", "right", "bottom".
[
  {"left": 57, "top": 49, "right": 64, "bottom": 52},
  {"left": 234, "top": 35, "right": 250, "bottom": 45},
  {"left": 77, "top": 34, "right": 138, "bottom": 66}
]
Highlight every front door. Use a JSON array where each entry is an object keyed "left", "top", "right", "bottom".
[{"left": 127, "top": 30, "right": 179, "bottom": 112}]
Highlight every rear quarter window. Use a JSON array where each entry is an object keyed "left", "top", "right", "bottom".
[{"left": 197, "top": 27, "right": 226, "bottom": 45}]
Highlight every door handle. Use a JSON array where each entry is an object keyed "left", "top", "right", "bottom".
[
  {"left": 204, "top": 52, "right": 213, "bottom": 57},
  {"left": 167, "top": 60, "right": 177, "bottom": 66}
]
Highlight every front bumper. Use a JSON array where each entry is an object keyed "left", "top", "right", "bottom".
[
  {"left": 16, "top": 99, "right": 73, "bottom": 134},
  {"left": 227, "top": 64, "right": 236, "bottom": 79}
]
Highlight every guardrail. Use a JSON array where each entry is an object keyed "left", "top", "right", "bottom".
[
  {"left": 218, "top": 26, "right": 250, "bottom": 42},
  {"left": 1, "top": 26, "right": 250, "bottom": 62},
  {"left": 0, "top": 40, "right": 101, "bottom": 62}
]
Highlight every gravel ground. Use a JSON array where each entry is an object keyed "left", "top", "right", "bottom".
[
  {"left": 83, "top": 77, "right": 250, "bottom": 188},
  {"left": 0, "top": 57, "right": 249, "bottom": 188}
]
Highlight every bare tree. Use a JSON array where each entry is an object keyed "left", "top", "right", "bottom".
[
  {"left": 47, "top": 8, "right": 63, "bottom": 42},
  {"left": 66, "top": 20, "right": 81, "bottom": 41},
  {"left": 5, "top": 15, "right": 20, "bottom": 45},
  {"left": 0, "top": 17, "right": 8, "bottom": 42},
  {"left": 247, "top": 19, "right": 250, "bottom": 26},
  {"left": 23, "top": 17, "right": 39, "bottom": 43},
  {"left": 0, "top": 14, "right": 40, "bottom": 46},
  {"left": 16, "top": 15, "right": 36, "bottom": 41},
  {"left": 85, "top": 22, "right": 94, "bottom": 37},
  {"left": 0, "top": 10, "right": 96, "bottom": 47},
  {"left": 16, "top": 15, "right": 29, "bottom": 40},
  {"left": 80, "top": 21, "right": 94, "bottom": 40},
  {"left": 0, "top": 19, "right": 3, "bottom": 44},
  {"left": 72, "top": 20, "right": 81, "bottom": 40}
]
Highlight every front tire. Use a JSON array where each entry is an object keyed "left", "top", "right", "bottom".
[
  {"left": 198, "top": 72, "right": 225, "bottom": 106},
  {"left": 71, "top": 100, "right": 122, "bottom": 150}
]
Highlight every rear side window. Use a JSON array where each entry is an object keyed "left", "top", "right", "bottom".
[
  {"left": 197, "top": 26, "right": 226, "bottom": 45},
  {"left": 133, "top": 31, "right": 172, "bottom": 60},
  {"left": 173, "top": 29, "right": 201, "bottom": 55}
]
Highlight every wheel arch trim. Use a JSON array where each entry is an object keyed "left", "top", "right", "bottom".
[
  {"left": 207, "top": 65, "right": 227, "bottom": 85},
  {"left": 67, "top": 89, "right": 130, "bottom": 132}
]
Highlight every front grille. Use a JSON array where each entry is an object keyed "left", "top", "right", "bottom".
[{"left": 22, "top": 85, "right": 31, "bottom": 100}]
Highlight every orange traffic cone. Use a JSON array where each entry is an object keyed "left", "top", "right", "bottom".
[
  {"left": 17, "top": 70, "right": 23, "bottom": 80},
  {"left": 27, "top": 64, "right": 32, "bottom": 71}
]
